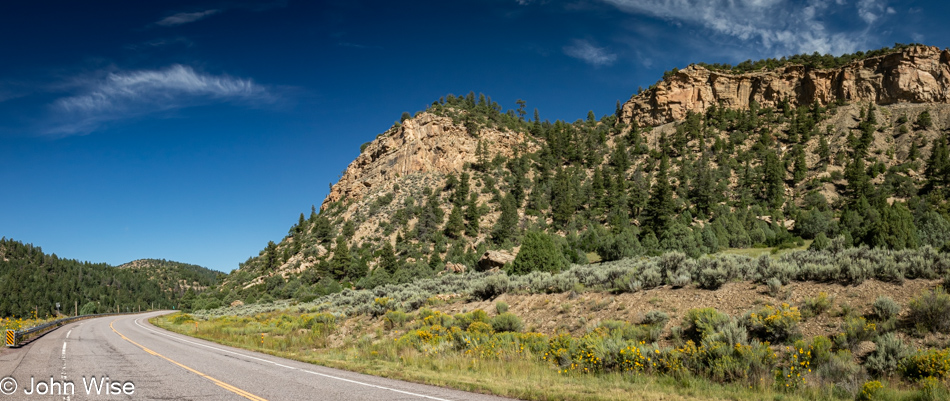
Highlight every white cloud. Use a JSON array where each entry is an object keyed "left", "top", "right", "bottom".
[
  {"left": 601, "top": 0, "right": 891, "bottom": 56},
  {"left": 857, "top": 0, "right": 887, "bottom": 24},
  {"left": 156, "top": 9, "right": 220, "bottom": 27},
  {"left": 49, "top": 65, "right": 270, "bottom": 135},
  {"left": 564, "top": 39, "right": 618, "bottom": 66}
]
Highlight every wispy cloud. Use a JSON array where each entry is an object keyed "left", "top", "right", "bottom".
[
  {"left": 124, "top": 37, "right": 195, "bottom": 50},
  {"left": 857, "top": 0, "right": 895, "bottom": 24},
  {"left": 48, "top": 65, "right": 271, "bottom": 135},
  {"left": 564, "top": 39, "right": 617, "bottom": 66},
  {"left": 156, "top": 9, "right": 220, "bottom": 27},
  {"left": 601, "top": 0, "right": 894, "bottom": 56}
]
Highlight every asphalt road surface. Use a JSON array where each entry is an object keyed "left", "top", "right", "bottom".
[{"left": 0, "top": 311, "right": 512, "bottom": 400}]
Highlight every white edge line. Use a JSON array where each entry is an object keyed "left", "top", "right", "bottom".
[{"left": 131, "top": 317, "right": 454, "bottom": 401}]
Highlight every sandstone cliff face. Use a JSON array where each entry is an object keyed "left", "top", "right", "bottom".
[
  {"left": 621, "top": 45, "right": 950, "bottom": 127},
  {"left": 322, "top": 112, "right": 534, "bottom": 209}
]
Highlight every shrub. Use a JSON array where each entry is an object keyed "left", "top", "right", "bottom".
[
  {"left": 907, "top": 286, "right": 950, "bottom": 333},
  {"left": 816, "top": 351, "right": 866, "bottom": 398},
  {"left": 472, "top": 274, "right": 510, "bottom": 301},
  {"left": 809, "top": 232, "right": 831, "bottom": 251},
  {"left": 856, "top": 381, "right": 884, "bottom": 401},
  {"left": 467, "top": 321, "right": 493, "bottom": 334},
  {"left": 453, "top": 309, "right": 489, "bottom": 330},
  {"left": 703, "top": 319, "right": 749, "bottom": 347},
  {"left": 683, "top": 308, "right": 730, "bottom": 342},
  {"left": 171, "top": 313, "right": 195, "bottom": 324},
  {"left": 916, "top": 110, "right": 932, "bottom": 129},
  {"left": 383, "top": 310, "right": 411, "bottom": 330},
  {"left": 913, "top": 377, "right": 950, "bottom": 401},
  {"left": 766, "top": 277, "right": 783, "bottom": 297},
  {"left": 495, "top": 301, "right": 509, "bottom": 314},
  {"left": 801, "top": 292, "right": 833, "bottom": 317},
  {"left": 746, "top": 303, "right": 801, "bottom": 343},
  {"left": 491, "top": 312, "right": 524, "bottom": 333},
  {"left": 837, "top": 316, "right": 877, "bottom": 350},
  {"left": 698, "top": 267, "right": 728, "bottom": 290},
  {"left": 641, "top": 267, "right": 664, "bottom": 289},
  {"left": 901, "top": 348, "right": 950, "bottom": 381},
  {"left": 865, "top": 333, "right": 908, "bottom": 378},
  {"left": 641, "top": 310, "right": 670, "bottom": 326},
  {"left": 872, "top": 296, "right": 901, "bottom": 321}
]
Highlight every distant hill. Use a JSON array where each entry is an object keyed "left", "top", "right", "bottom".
[
  {"left": 117, "top": 258, "right": 222, "bottom": 295},
  {"left": 0, "top": 238, "right": 219, "bottom": 317},
  {"left": 193, "top": 45, "right": 950, "bottom": 309}
]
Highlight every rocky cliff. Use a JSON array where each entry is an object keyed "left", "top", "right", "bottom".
[
  {"left": 621, "top": 45, "right": 950, "bottom": 127},
  {"left": 322, "top": 112, "right": 534, "bottom": 210}
]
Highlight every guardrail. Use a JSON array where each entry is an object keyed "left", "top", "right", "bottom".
[{"left": 4, "top": 312, "right": 140, "bottom": 347}]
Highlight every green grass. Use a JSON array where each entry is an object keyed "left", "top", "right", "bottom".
[
  {"left": 150, "top": 310, "right": 939, "bottom": 401},
  {"left": 720, "top": 240, "right": 812, "bottom": 258}
]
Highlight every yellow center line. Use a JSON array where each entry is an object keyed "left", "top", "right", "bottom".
[{"left": 110, "top": 319, "right": 268, "bottom": 401}]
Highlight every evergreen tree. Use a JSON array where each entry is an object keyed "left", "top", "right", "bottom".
[
  {"left": 416, "top": 193, "right": 445, "bottom": 240},
  {"left": 924, "top": 136, "right": 949, "bottom": 194},
  {"left": 464, "top": 192, "right": 481, "bottom": 236},
  {"left": 792, "top": 145, "right": 807, "bottom": 183},
  {"left": 491, "top": 193, "right": 519, "bottom": 244},
  {"left": 444, "top": 204, "right": 464, "bottom": 239},
  {"left": 331, "top": 236, "right": 351, "bottom": 280},
  {"left": 762, "top": 150, "right": 785, "bottom": 208},
  {"left": 370, "top": 242, "right": 396, "bottom": 276},
  {"left": 312, "top": 215, "right": 332, "bottom": 243},
  {"left": 689, "top": 154, "right": 717, "bottom": 216},
  {"left": 551, "top": 167, "right": 576, "bottom": 228},
  {"left": 509, "top": 230, "right": 567, "bottom": 275},
  {"left": 844, "top": 157, "right": 872, "bottom": 201},
  {"left": 644, "top": 155, "right": 675, "bottom": 235}
]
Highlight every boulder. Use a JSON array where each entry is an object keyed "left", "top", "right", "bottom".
[
  {"left": 444, "top": 262, "right": 466, "bottom": 274},
  {"left": 477, "top": 250, "right": 515, "bottom": 271}
]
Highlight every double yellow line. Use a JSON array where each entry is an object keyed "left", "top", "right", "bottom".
[{"left": 110, "top": 319, "right": 268, "bottom": 401}]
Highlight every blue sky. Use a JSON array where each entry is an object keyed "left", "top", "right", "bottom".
[{"left": 1, "top": 0, "right": 947, "bottom": 272}]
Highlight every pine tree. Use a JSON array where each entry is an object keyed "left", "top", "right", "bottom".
[
  {"left": 464, "top": 192, "right": 481, "bottom": 236},
  {"left": 491, "top": 193, "right": 518, "bottom": 244},
  {"left": 331, "top": 236, "right": 351, "bottom": 280},
  {"left": 844, "top": 157, "right": 871, "bottom": 201},
  {"left": 761, "top": 150, "right": 785, "bottom": 208},
  {"left": 444, "top": 204, "right": 464, "bottom": 239},
  {"left": 792, "top": 145, "right": 808, "bottom": 183},
  {"left": 644, "top": 155, "right": 675, "bottom": 235},
  {"left": 377, "top": 242, "right": 399, "bottom": 274},
  {"left": 924, "top": 136, "right": 949, "bottom": 193},
  {"left": 818, "top": 136, "right": 831, "bottom": 166},
  {"left": 551, "top": 167, "right": 576, "bottom": 228},
  {"left": 689, "top": 154, "right": 716, "bottom": 216},
  {"left": 509, "top": 230, "right": 567, "bottom": 275}
]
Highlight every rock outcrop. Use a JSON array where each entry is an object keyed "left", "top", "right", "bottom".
[
  {"left": 477, "top": 250, "right": 516, "bottom": 271},
  {"left": 322, "top": 112, "right": 534, "bottom": 209},
  {"left": 622, "top": 45, "right": 950, "bottom": 127}
]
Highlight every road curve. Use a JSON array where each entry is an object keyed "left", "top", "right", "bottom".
[{"left": 0, "top": 311, "right": 512, "bottom": 400}]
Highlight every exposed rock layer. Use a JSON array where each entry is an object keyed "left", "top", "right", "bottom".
[
  {"left": 322, "top": 113, "right": 534, "bottom": 209},
  {"left": 621, "top": 45, "right": 950, "bottom": 127}
]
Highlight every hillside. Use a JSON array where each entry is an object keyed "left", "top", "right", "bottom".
[
  {"left": 0, "top": 238, "right": 219, "bottom": 317},
  {"left": 195, "top": 44, "right": 950, "bottom": 308}
]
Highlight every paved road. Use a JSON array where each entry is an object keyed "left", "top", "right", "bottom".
[{"left": 0, "top": 311, "right": 512, "bottom": 400}]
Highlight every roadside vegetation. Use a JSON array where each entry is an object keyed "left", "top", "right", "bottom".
[{"left": 157, "top": 244, "right": 950, "bottom": 401}]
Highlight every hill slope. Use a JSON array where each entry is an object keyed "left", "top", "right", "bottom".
[
  {"left": 197, "top": 45, "right": 950, "bottom": 308},
  {"left": 0, "top": 238, "right": 219, "bottom": 317}
]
